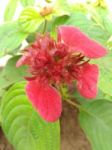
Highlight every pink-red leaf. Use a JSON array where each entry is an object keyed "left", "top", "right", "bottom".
[
  {"left": 58, "top": 26, "right": 107, "bottom": 58},
  {"left": 26, "top": 80, "right": 62, "bottom": 122},
  {"left": 77, "top": 63, "right": 99, "bottom": 99}
]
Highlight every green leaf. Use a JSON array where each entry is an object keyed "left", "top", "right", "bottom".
[
  {"left": 0, "top": 82, "right": 60, "bottom": 150},
  {"left": 54, "top": 0, "right": 70, "bottom": 16},
  {"left": 0, "top": 22, "right": 28, "bottom": 57},
  {"left": 65, "top": 12, "right": 110, "bottom": 46},
  {"left": 79, "top": 99, "right": 112, "bottom": 150},
  {"left": 47, "top": 15, "right": 69, "bottom": 38},
  {"left": 88, "top": 7, "right": 112, "bottom": 35},
  {"left": 0, "top": 56, "right": 27, "bottom": 90},
  {"left": 83, "top": 5, "right": 112, "bottom": 49},
  {"left": 19, "top": 7, "right": 44, "bottom": 33},
  {"left": 92, "top": 52, "right": 112, "bottom": 97},
  {"left": 4, "top": 0, "right": 18, "bottom": 21},
  {"left": 50, "top": 4, "right": 110, "bottom": 46},
  {"left": 73, "top": 88, "right": 106, "bottom": 104},
  {"left": 20, "top": 0, "right": 35, "bottom": 7},
  {"left": 91, "top": 51, "right": 112, "bottom": 97},
  {"left": 0, "top": 68, "right": 5, "bottom": 98}
]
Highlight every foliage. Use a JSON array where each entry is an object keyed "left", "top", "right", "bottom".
[
  {"left": 79, "top": 99, "right": 112, "bottom": 150},
  {"left": 0, "top": 82, "right": 60, "bottom": 150},
  {"left": 92, "top": 52, "right": 112, "bottom": 97},
  {"left": 4, "top": 0, "right": 36, "bottom": 21},
  {"left": 0, "top": 56, "right": 27, "bottom": 93},
  {"left": 0, "top": 22, "right": 28, "bottom": 57},
  {"left": 19, "top": 7, "right": 44, "bottom": 33},
  {"left": 0, "top": 0, "right": 112, "bottom": 150}
]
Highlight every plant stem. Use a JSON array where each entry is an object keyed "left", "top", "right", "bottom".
[
  {"left": 43, "top": 19, "right": 47, "bottom": 34},
  {"left": 65, "top": 99, "right": 81, "bottom": 109},
  {"left": 65, "top": 99, "right": 91, "bottom": 115}
]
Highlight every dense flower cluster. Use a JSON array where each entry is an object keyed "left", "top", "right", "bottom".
[{"left": 17, "top": 26, "right": 107, "bottom": 122}]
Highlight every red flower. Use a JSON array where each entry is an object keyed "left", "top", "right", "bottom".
[{"left": 17, "top": 26, "right": 107, "bottom": 122}]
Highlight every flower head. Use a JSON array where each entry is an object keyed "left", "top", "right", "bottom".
[{"left": 17, "top": 26, "right": 107, "bottom": 122}]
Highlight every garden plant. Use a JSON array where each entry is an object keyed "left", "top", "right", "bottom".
[{"left": 0, "top": 0, "right": 112, "bottom": 150}]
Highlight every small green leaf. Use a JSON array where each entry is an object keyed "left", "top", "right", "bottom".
[
  {"left": 19, "top": 7, "right": 44, "bottom": 33},
  {"left": 79, "top": 99, "right": 112, "bottom": 150},
  {"left": 1, "top": 82, "right": 60, "bottom": 150},
  {"left": 20, "top": 0, "right": 35, "bottom": 7},
  {"left": 0, "top": 56, "right": 27, "bottom": 90},
  {"left": 26, "top": 32, "right": 36, "bottom": 43},
  {"left": 0, "top": 22, "right": 28, "bottom": 57},
  {"left": 4, "top": 0, "right": 18, "bottom": 21}
]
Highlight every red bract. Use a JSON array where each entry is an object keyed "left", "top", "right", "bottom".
[
  {"left": 17, "top": 26, "right": 107, "bottom": 122},
  {"left": 58, "top": 26, "right": 107, "bottom": 58},
  {"left": 26, "top": 80, "right": 61, "bottom": 122}
]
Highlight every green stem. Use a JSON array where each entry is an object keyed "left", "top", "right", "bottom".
[{"left": 43, "top": 19, "right": 47, "bottom": 34}]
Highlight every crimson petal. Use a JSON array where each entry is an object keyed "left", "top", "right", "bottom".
[
  {"left": 26, "top": 80, "right": 62, "bottom": 122},
  {"left": 77, "top": 63, "right": 99, "bottom": 99},
  {"left": 58, "top": 26, "right": 107, "bottom": 58}
]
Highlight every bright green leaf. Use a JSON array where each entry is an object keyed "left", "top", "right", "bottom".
[
  {"left": 4, "top": 0, "right": 18, "bottom": 21},
  {"left": 1, "top": 82, "right": 60, "bottom": 150},
  {"left": 20, "top": 0, "right": 35, "bottom": 7},
  {"left": 0, "top": 22, "right": 28, "bottom": 57},
  {"left": 19, "top": 7, "right": 44, "bottom": 33},
  {"left": 50, "top": 4, "right": 110, "bottom": 46},
  {"left": 93, "top": 52, "right": 112, "bottom": 97},
  {"left": 54, "top": 0, "right": 70, "bottom": 16},
  {"left": 90, "top": 7, "right": 112, "bottom": 34},
  {"left": 79, "top": 99, "right": 112, "bottom": 150},
  {"left": 65, "top": 12, "right": 110, "bottom": 46},
  {"left": 92, "top": 52, "right": 112, "bottom": 97}
]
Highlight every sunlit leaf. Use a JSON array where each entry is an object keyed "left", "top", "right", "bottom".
[
  {"left": 0, "top": 22, "right": 28, "bottom": 57},
  {"left": 20, "top": 0, "right": 35, "bottom": 7},
  {"left": 19, "top": 7, "right": 44, "bottom": 33},
  {"left": 4, "top": 0, "right": 18, "bottom": 21},
  {"left": 1, "top": 82, "right": 60, "bottom": 150},
  {"left": 92, "top": 52, "right": 112, "bottom": 97}
]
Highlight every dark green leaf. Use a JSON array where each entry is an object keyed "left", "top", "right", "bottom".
[
  {"left": 73, "top": 88, "right": 106, "bottom": 104},
  {"left": 0, "top": 56, "right": 27, "bottom": 90},
  {"left": 79, "top": 99, "right": 112, "bottom": 150}
]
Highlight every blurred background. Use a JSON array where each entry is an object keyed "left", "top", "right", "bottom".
[
  {"left": 0, "top": 0, "right": 112, "bottom": 23},
  {"left": 0, "top": 0, "right": 112, "bottom": 66}
]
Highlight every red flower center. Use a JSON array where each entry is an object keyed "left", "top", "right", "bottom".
[{"left": 19, "top": 34, "right": 89, "bottom": 85}]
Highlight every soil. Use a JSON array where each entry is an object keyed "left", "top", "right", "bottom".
[
  {"left": 0, "top": 129, "right": 13, "bottom": 150},
  {"left": 0, "top": 101, "right": 91, "bottom": 150}
]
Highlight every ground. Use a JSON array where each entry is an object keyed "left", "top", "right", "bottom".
[{"left": 0, "top": 101, "right": 91, "bottom": 150}]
